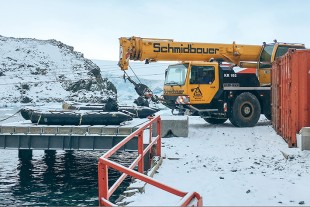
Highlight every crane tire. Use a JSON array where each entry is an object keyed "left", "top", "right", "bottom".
[
  {"left": 230, "top": 92, "right": 261, "bottom": 127},
  {"left": 229, "top": 116, "right": 239, "bottom": 127},
  {"left": 204, "top": 118, "right": 228, "bottom": 125}
]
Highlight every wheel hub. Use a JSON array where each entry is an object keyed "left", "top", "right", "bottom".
[{"left": 241, "top": 104, "right": 252, "bottom": 117}]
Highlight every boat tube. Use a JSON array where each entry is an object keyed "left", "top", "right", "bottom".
[{"left": 20, "top": 109, "right": 132, "bottom": 125}]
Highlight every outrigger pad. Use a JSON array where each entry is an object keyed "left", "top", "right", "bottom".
[
  {"left": 152, "top": 115, "right": 188, "bottom": 138},
  {"left": 297, "top": 127, "right": 310, "bottom": 150}
]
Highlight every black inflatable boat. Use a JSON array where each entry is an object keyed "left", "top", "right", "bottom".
[{"left": 20, "top": 108, "right": 132, "bottom": 125}]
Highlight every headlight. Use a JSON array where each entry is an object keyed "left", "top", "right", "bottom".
[{"left": 175, "top": 96, "right": 190, "bottom": 104}]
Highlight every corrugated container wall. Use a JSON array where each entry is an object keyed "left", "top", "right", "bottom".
[{"left": 272, "top": 49, "right": 310, "bottom": 147}]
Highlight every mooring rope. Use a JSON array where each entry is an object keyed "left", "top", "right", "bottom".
[
  {"left": 79, "top": 114, "right": 83, "bottom": 125},
  {"left": 36, "top": 114, "right": 42, "bottom": 125},
  {"left": 0, "top": 109, "right": 22, "bottom": 122}
]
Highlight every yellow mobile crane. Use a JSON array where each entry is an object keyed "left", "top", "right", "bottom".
[{"left": 118, "top": 36, "right": 305, "bottom": 127}]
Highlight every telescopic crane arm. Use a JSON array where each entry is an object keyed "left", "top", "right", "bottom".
[{"left": 118, "top": 36, "right": 263, "bottom": 70}]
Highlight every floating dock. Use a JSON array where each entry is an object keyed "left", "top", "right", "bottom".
[{"left": 0, "top": 119, "right": 148, "bottom": 150}]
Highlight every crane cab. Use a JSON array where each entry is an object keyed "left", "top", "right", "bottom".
[
  {"left": 163, "top": 61, "right": 220, "bottom": 110},
  {"left": 257, "top": 42, "right": 305, "bottom": 86}
]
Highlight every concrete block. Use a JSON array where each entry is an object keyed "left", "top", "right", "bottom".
[
  {"left": 101, "top": 126, "right": 118, "bottom": 135},
  {"left": 152, "top": 115, "right": 188, "bottom": 138},
  {"left": 1, "top": 126, "right": 15, "bottom": 134},
  {"left": 88, "top": 126, "right": 103, "bottom": 135},
  {"left": 43, "top": 127, "right": 58, "bottom": 134},
  {"left": 57, "top": 126, "right": 72, "bottom": 134},
  {"left": 71, "top": 126, "right": 88, "bottom": 135},
  {"left": 118, "top": 127, "right": 133, "bottom": 135},
  {"left": 14, "top": 126, "right": 29, "bottom": 134},
  {"left": 29, "top": 126, "right": 43, "bottom": 134},
  {"left": 297, "top": 127, "right": 310, "bottom": 151}
]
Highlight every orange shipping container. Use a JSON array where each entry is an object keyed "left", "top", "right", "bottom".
[{"left": 271, "top": 49, "right": 310, "bottom": 147}]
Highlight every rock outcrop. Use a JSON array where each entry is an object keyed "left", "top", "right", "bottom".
[{"left": 0, "top": 35, "right": 117, "bottom": 104}]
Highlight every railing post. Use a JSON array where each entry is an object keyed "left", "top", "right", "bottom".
[
  {"left": 149, "top": 118, "right": 152, "bottom": 143},
  {"left": 157, "top": 117, "right": 161, "bottom": 156},
  {"left": 197, "top": 197, "right": 203, "bottom": 206},
  {"left": 148, "top": 117, "right": 153, "bottom": 168},
  {"left": 138, "top": 132, "right": 144, "bottom": 173},
  {"left": 98, "top": 160, "right": 109, "bottom": 206}
]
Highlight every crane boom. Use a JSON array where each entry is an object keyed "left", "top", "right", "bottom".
[{"left": 118, "top": 36, "right": 262, "bottom": 70}]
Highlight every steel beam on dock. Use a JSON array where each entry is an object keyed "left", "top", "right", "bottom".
[{"left": 0, "top": 124, "right": 140, "bottom": 151}]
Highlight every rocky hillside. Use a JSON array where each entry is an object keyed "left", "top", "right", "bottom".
[{"left": 0, "top": 35, "right": 117, "bottom": 105}]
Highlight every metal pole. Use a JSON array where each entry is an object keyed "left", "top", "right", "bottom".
[
  {"left": 157, "top": 118, "right": 162, "bottom": 156},
  {"left": 98, "top": 161, "right": 109, "bottom": 206},
  {"left": 138, "top": 132, "right": 144, "bottom": 173}
]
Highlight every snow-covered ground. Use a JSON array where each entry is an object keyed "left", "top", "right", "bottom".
[
  {"left": 1, "top": 35, "right": 309, "bottom": 206},
  {"left": 125, "top": 115, "right": 310, "bottom": 206}
]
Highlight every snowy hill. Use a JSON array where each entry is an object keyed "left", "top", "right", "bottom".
[{"left": 0, "top": 35, "right": 116, "bottom": 105}]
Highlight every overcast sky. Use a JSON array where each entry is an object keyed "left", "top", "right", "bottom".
[{"left": 1, "top": 0, "right": 310, "bottom": 61}]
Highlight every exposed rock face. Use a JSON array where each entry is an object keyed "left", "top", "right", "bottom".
[{"left": 0, "top": 35, "right": 117, "bottom": 104}]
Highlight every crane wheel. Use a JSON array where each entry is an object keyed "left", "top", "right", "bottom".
[
  {"left": 228, "top": 116, "right": 239, "bottom": 127},
  {"left": 229, "top": 92, "right": 261, "bottom": 127},
  {"left": 204, "top": 118, "right": 228, "bottom": 124}
]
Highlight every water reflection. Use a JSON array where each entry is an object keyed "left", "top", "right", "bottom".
[
  {"left": 0, "top": 108, "right": 137, "bottom": 206},
  {"left": 5, "top": 150, "right": 135, "bottom": 206}
]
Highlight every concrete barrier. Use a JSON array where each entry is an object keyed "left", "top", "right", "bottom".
[
  {"left": 152, "top": 115, "right": 188, "bottom": 138},
  {"left": 297, "top": 127, "right": 310, "bottom": 150}
]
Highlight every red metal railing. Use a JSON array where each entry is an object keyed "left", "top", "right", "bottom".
[{"left": 98, "top": 115, "right": 203, "bottom": 206}]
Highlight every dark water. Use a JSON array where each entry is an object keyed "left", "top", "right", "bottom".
[
  {"left": 0, "top": 150, "right": 135, "bottom": 206},
  {"left": 0, "top": 107, "right": 135, "bottom": 206}
]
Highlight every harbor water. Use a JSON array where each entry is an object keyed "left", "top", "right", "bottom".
[{"left": 0, "top": 106, "right": 135, "bottom": 206}]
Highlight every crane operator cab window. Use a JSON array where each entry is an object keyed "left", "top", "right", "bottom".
[
  {"left": 259, "top": 44, "right": 305, "bottom": 69},
  {"left": 164, "top": 64, "right": 188, "bottom": 86},
  {"left": 190, "top": 65, "right": 215, "bottom": 84}
]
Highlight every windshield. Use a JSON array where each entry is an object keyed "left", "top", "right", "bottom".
[
  {"left": 164, "top": 64, "right": 188, "bottom": 85},
  {"left": 259, "top": 44, "right": 274, "bottom": 69},
  {"left": 260, "top": 45, "right": 275, "bottom": 62}
]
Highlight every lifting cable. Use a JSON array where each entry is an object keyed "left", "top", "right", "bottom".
[{"left": 129, "top": 65, "right": 142, "bottom": 84}]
